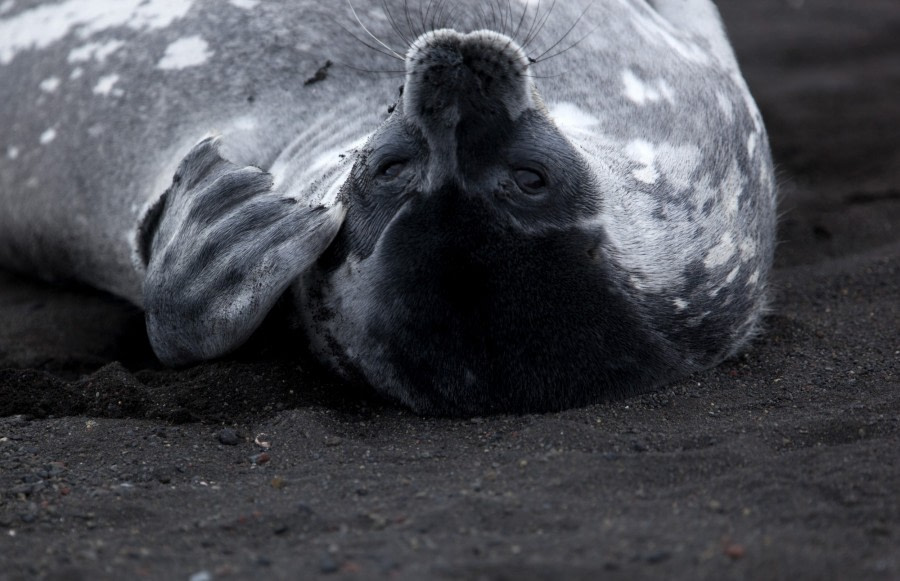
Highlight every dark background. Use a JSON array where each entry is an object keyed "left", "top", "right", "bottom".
[{"left": 1, "top": 0, "right": 898, "bottom": 579}]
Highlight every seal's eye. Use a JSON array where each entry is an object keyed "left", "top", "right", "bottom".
[
  {"left": 514, "top": 168, "right": 547, "bottom": 194},
  {"left": 378, "top": 161, "right": 406, "bottom": 179}
]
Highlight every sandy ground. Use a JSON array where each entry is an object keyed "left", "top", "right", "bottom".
[{"left": 1, "top": 1, "right": 898, "bottom": 579}]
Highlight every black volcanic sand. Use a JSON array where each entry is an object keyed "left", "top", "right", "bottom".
[{"left": 1, "top": 1, "right": 898, "bottom": 579}]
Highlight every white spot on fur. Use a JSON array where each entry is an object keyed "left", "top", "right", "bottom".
[
  {"left": 622, "top": 69, "right": 677, "bottom": 106},
  {"left": 748, "top": 269, "right": 760, "bottom": 286},
  {"left": 623, "top": 70, "right": 651, "bottom": 104},
  {"left": 626, "top": 141, "right": 656, "bottom": 167},
  {"left": 632, "top": 165, "right": 658, "bottom": 185},
  {"left": 673, "top": 298, "right": 688, "bottom": 311},
  {"left": 622, "top": 69, "right": 677, "bottom": 107},
  {"left": 39, "top": 127, "right": 57, "bottom": 145},
  {"left": 748, "top": 133, "right": 758, "bottom": 158},
  {"left": 549, "top": 102, "right": 600, "bottom": 133},
  {"left": 704, "top": 232, "right": 736, "bottom": 269},
  {"left": 626, "top": 139, "right": 659, "bottom": 184},
  {"left": 68, "top": 39, "right": 125, "bottom": 63},
  {"left": 6, "top": 145, "right": 19, "bottom": 159},
  {"left": 230, "top": 116, "right": 257, "bottom": 132},
  {"left": 739, "top": 238, "right": 757, "bottom": 261},
  {"left": 228, "top": 0, "right": 258, "bottom": 8},
  {"left": 70, "top": 67, "right": 83, "bottom": 80},
  {"left": 157, "top": 35, "right": 211, "bottom": 70},
  {"left": 716, "top": 91, "right": 734, "bottom": 122},
  {"left": 720, "top": 160, "right": 746, "bottom": 218},
  {"left": 657, "top": 79, "right": 676, "bottom": 102},
  {"left": 725, "top": 266, "right": 740, "bottom": 284},
  {"left": 0, "top": 0, "right": 193, "bottom": 65},
  {"left": 39, "top": 76, "right": 60, "bottom": 92},
  {"left": 93, "top": 73, "right": 119, "bottom": 95}
]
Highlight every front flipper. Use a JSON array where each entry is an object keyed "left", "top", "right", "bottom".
[{"left": 141, "top": 136, "right": 345, "bottom": 366}]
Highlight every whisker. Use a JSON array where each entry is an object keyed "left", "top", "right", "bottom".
[
  {"left": 512, "top": 0, "right": 531, "bottom": 42},
  {"left": 520, "top": 0, "right": 545, "bottom": 50},
  {"left": 534, "top": 22, "right": 601, "bottom": 64},
  {"left": 347, "top": 0, "right": 405, "bottom": 60},
  {"left": 403, "top": 0, "right": 419, "bottom": 40},
  {"left": 329, "top": 15, "right": 405, "bottom": 61},
  {"left": 422, "top": 0, "right": 438, "bottom": 33},
  {"left": 382, "top": 0, "right": 411, "bottom": 48},
  {"left": 528, "top": 0, "right": 559, "bottom": 50},
  {"left": 533, "top": 1, "right": 593, "bottom": 62}
]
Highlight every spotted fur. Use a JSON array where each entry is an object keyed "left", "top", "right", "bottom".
[{"left": 0, "top": 0, "right": 776, "bottom": 414}]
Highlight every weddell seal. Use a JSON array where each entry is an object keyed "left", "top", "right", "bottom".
[{"left": 0, "top": 0, "right": 776, "bottom": 415}]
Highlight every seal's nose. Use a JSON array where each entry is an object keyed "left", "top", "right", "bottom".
[{"left": 402, "top": 30, "right": 535, "bottom": 188}]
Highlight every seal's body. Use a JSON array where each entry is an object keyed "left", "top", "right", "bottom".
[{"left": 0, "top": 0, "right": 776, "bottom": 414}]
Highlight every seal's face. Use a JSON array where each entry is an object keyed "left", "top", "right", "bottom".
[{"left": 301, "top": 31, "right": 669, "bottom": 415}]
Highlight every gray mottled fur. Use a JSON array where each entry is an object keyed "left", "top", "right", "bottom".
[{"left": 0, "top": 0, "right": 776, "bottom": 414}]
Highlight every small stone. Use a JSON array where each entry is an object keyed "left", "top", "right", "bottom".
[
  {"left": 320, "top": 555, "right": 339, "bottom": 574},
  {"left": 724, "top": 543, "right": 745, "bottom": 559},
  {"left": 45, "top": 462, "right": 67, "bottom": 477},
  {"left": 272, "top": 523, "right": 290, "bottom": 535},
  {"left": 250, "top": 452, "right": 270, "bottom": 465},
  {"left": 254, "top": 433, "right": 272, "bottom": 449},
  {"left": 218, "top": 428, "right": 240, "bottom": 446},
  {"left": 646, "top": 551, "right": 671, "bottom": 564}
]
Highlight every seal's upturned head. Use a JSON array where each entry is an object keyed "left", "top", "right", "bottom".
[{"left": 300, "top": 30, "right": 676, "bottom": 415}]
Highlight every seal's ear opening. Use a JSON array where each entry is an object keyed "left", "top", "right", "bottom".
[{"left": 141, "top": 136, "right": 346, "bottom": 366}]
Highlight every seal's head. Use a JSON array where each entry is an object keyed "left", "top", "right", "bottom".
[{"left": 300, "top": 30, "right": 675, "bottom": 415}]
